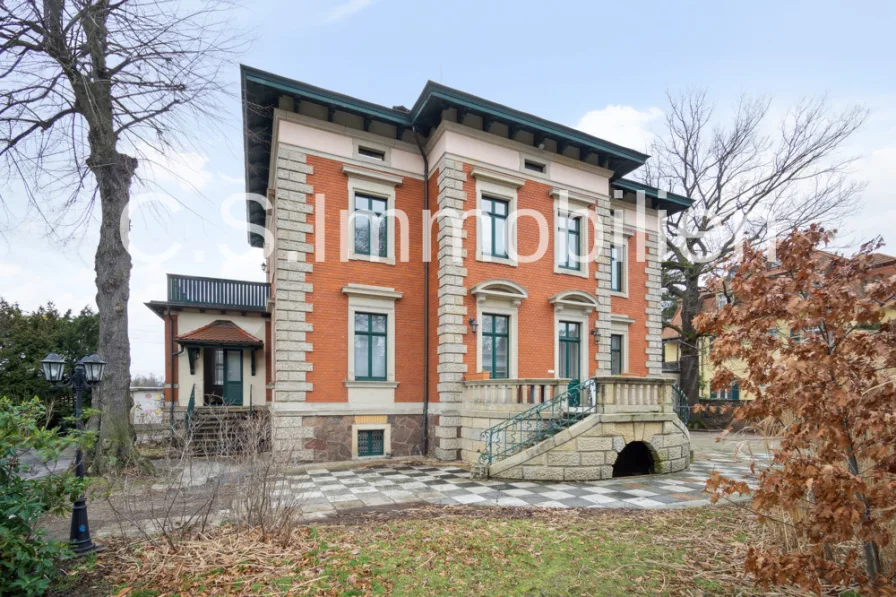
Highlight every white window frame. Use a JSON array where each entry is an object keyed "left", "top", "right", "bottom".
[
  {"left": 609, "top": 315, "right": 634, "bottom": 375},
  {"left": 472, "top": 168, "right": 523, "bottom": 268},
  {"left": 549, "top": 290, "right": 599, "bottom": 380},
  {"left": 609, "top": 241, "right": 629, "bottom": 297},
  {"left": 520, "top": 154, "right": 550, "bottom": 177},
  {"left": 343, "top": 284, "right": 402, "bottom": 405},
  {"left": 352, "top": 139, "right": 392, "bottom": 166},
  {"left": 351, "top": 423, "right": 392, "bottom": 459},
  {"left": 343, "top": 165, "right": 402, "bottom": 266},
  {"left": 551, "top": 189, "right": 595, "bottom": 279},
  {"left": 471, "top": 280, "right": 527, "bottom": 379}
]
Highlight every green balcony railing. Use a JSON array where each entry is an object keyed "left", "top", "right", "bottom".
[
  {"left": 167, "top": 274, "right": 270, "bottom": 310},
  {"left": 479, "top": 378, "right": 600, "bottom": 465}
]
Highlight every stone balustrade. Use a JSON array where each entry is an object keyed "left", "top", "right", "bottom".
[
  {"left": 462, "top": 378, "right": 571, "bottom": 406},
  {"left": 594, "top": 376, "right": 673, "bottom": 414}
]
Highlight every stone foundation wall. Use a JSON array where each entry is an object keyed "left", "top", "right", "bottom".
[
  {"left": 273, "top": 413, "right": 425, "bottom": 463},
  {"left": 486, "top": 414, "right": 690, "bottom": 482}
]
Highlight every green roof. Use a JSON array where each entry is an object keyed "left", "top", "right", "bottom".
[{"left": 241, "top": 65, "right": 691, "bottom": 247}]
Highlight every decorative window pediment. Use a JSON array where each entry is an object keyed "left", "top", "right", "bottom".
[
  {"left": 470, "top": 279, "right": 528, "bottom": 306},
  {"left": 549, "top": 290, "right": 599, "bottom": 312}
]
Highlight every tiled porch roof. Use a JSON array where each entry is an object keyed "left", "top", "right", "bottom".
[{"left": 176, "top": 320, "right": 262, "bottom": 347}]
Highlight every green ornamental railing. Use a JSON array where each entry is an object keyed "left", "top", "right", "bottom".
[
  {"left": 167, "top": 273, "right": 270, "bottom": 310},
  {"left": 672, "top": 384, "right": 690, "bottom": 425},
  {"left": 478, "top": 377, "right": 599, "bottom": 465}
]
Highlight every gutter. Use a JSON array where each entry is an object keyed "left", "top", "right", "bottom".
[
  {"left": 167, "top": 309, "right": 185, "bottom": 436},
  {"left": 413, "top": 127, "right": 430, "bottom": 457}
]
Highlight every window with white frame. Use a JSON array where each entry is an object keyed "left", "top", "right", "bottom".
[
  {"left": 557, "top": 213, "right": 582, "bottom": 271},
  {"left": 610, "top": 333, "right": 624, "bottom": 375},
  {"left": 343, "top": 165, "right": 401, "bottom": 265},
  {"left": 472, "top": 279, "right": 527, "bottom": 380},
  {"left": 342, "top": 284, "right": 402, "bottom": 405},
  {"left": 472, "top": 168, "right": 523, "bottom": 267},
  {"left": 353, "top": 312, "right": 387, "bottom": 381},
  {"left": 481, "top": 196, "right": 510, "bottom": 259},
  {"left": 610, "top": 243, "right": 626, "bottom": 293},
  {"left": 558, "top": 321, "right": 581, "bottom": 379},
  {"left": 481, "top": 313, "right": 510, "bottom": 379},
  {"left": 353, "top": 193, "right": 388, "bottom": 258}
]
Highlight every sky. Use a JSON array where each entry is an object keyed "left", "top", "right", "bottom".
[{"left": 1, "top": 0, "right": 894, "bottom": 376}]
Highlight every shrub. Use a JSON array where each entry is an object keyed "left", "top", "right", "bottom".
[
  {"left": 0, "top": 398, "right": 87, "bottom": 596},
  {"left": 700, "top": 227, "right": 896, "bottom": 594}
]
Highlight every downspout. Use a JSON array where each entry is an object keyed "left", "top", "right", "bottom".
[
  {"left": 167, "top": 309, "right": 185, "bottom": 435},
  {"left": 413, "top": 127, "right": 430, "bottom": 457}
]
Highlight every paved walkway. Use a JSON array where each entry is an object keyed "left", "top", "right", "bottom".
[{"left": 278, "top": 452, "right": 768, "bottom": 518}]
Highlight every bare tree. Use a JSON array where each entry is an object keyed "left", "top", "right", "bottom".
[
  {"left": 645, "top": 91, "right": 867, "bottom": 404},
  {"left": 0, "top": 0, "right": 239, "bottom": 472}
]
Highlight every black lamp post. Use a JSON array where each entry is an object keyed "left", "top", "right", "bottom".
[{"left": 41, "top": 352, "right": 106, "bottom": 556}]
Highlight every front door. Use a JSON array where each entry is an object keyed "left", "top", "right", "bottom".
[{"left": 223, "top": 349, "right": 243, "bottom": 406}]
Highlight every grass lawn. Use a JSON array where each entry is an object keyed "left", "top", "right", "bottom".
[{"left": 54, "top": 504, "right": 769, "bottom": 596}]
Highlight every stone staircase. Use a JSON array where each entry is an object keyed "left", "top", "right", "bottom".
[{"left": 186, "top": 407, "right": 269, "bottom": 455}]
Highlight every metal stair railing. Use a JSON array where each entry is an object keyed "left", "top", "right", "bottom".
[
  {"left": 672, "top": 384, "right": 690, "bottom": 425},
  {"left": 478, "top": 377, "right": 600, "bottom": 465}
]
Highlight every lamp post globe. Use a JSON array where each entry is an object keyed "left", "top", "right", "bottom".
[
  {"left": 79, "top": 353, "right": 106, "bottom": 384},
  {"left": 41, "top": 353, "right": 66, "bottom": 383}
]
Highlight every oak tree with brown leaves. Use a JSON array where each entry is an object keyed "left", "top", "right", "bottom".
[{"left": 699, "top": 227, "right": 896, "bottom": 594}]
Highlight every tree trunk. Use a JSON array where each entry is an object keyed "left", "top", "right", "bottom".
[
  {"left": 678, "top": 273, "right": 702, "bottom": 406},
  {"left": 86, "top": 150, "right": 144, "bottom": 474}
]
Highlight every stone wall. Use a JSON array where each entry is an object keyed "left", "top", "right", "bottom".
[
  {"left": 270, "top": 142, "right": 316, "bottom": 459},
  {"left": 485, "top": 414, "right": 690, "bottom": 482},
  {"left": 295, "top": 414, "right": 425, "bottom": 463}
]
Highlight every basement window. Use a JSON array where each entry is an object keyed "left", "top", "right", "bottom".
[
  {"left": 358, "top": 146, "right": 386, "bottom": 161},
  {"left": 523, "top": 159, "right": 546, "bottom": 173}
]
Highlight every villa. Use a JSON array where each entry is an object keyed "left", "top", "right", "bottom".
[{"left": 146, "top": 66, "right": 695, "bottom": 480}]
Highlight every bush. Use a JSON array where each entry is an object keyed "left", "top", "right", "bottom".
[{"left": 0, "top": 398, "right": 87, "bottom": 596}]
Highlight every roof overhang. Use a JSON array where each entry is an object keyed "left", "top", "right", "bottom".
[
  {"left": 144, "top": 300, "right": 269, "bottom": 319},
  {"left": 611, "top": 178, "right": 693, "bottom": 215},
  {"left": 241, "top": 65, "right": 660, "bottom": 247}
]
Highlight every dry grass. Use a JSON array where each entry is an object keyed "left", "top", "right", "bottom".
[{"left": 53, "top": 504, "right": 823, "bottom": 597}]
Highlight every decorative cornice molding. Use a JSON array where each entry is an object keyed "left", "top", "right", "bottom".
[
  {"left": 469, "top": 167, "right": 525, "bottom": 189},
  {"left": 341, "top": 283, "right": 404, "bottom": 300},
  {"left": 341, "top": 164, "right": 404, "bottom": 186}
]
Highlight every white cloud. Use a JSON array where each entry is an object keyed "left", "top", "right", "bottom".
[
  {"left": 319, "top": 0, "right": 377, "bottom": 24},
  {"left": 845, "top": 145, "right": 896, "bottom": 251},
  {"left": 0, "top": 263, "right": 22, "bottom": 276},
  {"left": 137, "top": 144, "right": 213, "bottom": 191},
  {"left": 575, "top": 105, "right": 663, "bottom": 153}
]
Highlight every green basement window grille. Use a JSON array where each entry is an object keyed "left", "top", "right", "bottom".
[{"left": 358, "top": 429, "right": 385, "bottom": 457}]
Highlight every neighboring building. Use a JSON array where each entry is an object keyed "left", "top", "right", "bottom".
[
  {"left": 664, "top": 250, "right": 896, "bottom": 402},
  {"left": 148, "top": 67, "right": 696, "bottom": 478}
]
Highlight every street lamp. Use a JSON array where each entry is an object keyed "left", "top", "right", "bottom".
[{"left": 41, "top": 352, "right": 106, "bottom": 556}]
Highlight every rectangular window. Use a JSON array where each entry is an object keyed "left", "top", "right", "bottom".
[
  {"left": 354, "top": 312, "right": 387, "bottom": 381},
  {"left": 523, "top": 159, "right": 545, "bottom": 173},
  {"left": 214, "top": 349, "right": 224, "bottom": 385},
  {"left": 357, "top": 429, "right": 385, "bottom": 457},
  {"left": 482, "top": 313, "right": 509, "bottom": 379},
  {"left": 557, "top": 213, "right": 582, "bottom": 270},
  {"left": 357, "top": 146, "right": 385, "bottom": 161},
  {"left": 481, "top": 197, "right": 509, "bottom": 259},
  {"left": 353, "top": 193, "right": 388, "bottom": 258},
  {"left": 610, "top": 244, "right": 625, "bottom": 292},
  {"left": 558, "top": 321, "right": 581, "bottom": 380},
  {"left": 610, "top": 334, "right": 623, "bottom": 375}
]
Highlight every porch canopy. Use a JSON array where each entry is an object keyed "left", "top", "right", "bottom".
[{"left": 175, "top": 320, "right": 263, "bottom": 348}]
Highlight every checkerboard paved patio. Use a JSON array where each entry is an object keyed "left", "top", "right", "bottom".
[{"left": 277, "top": 452, "right": 767, "bottom": 517}]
